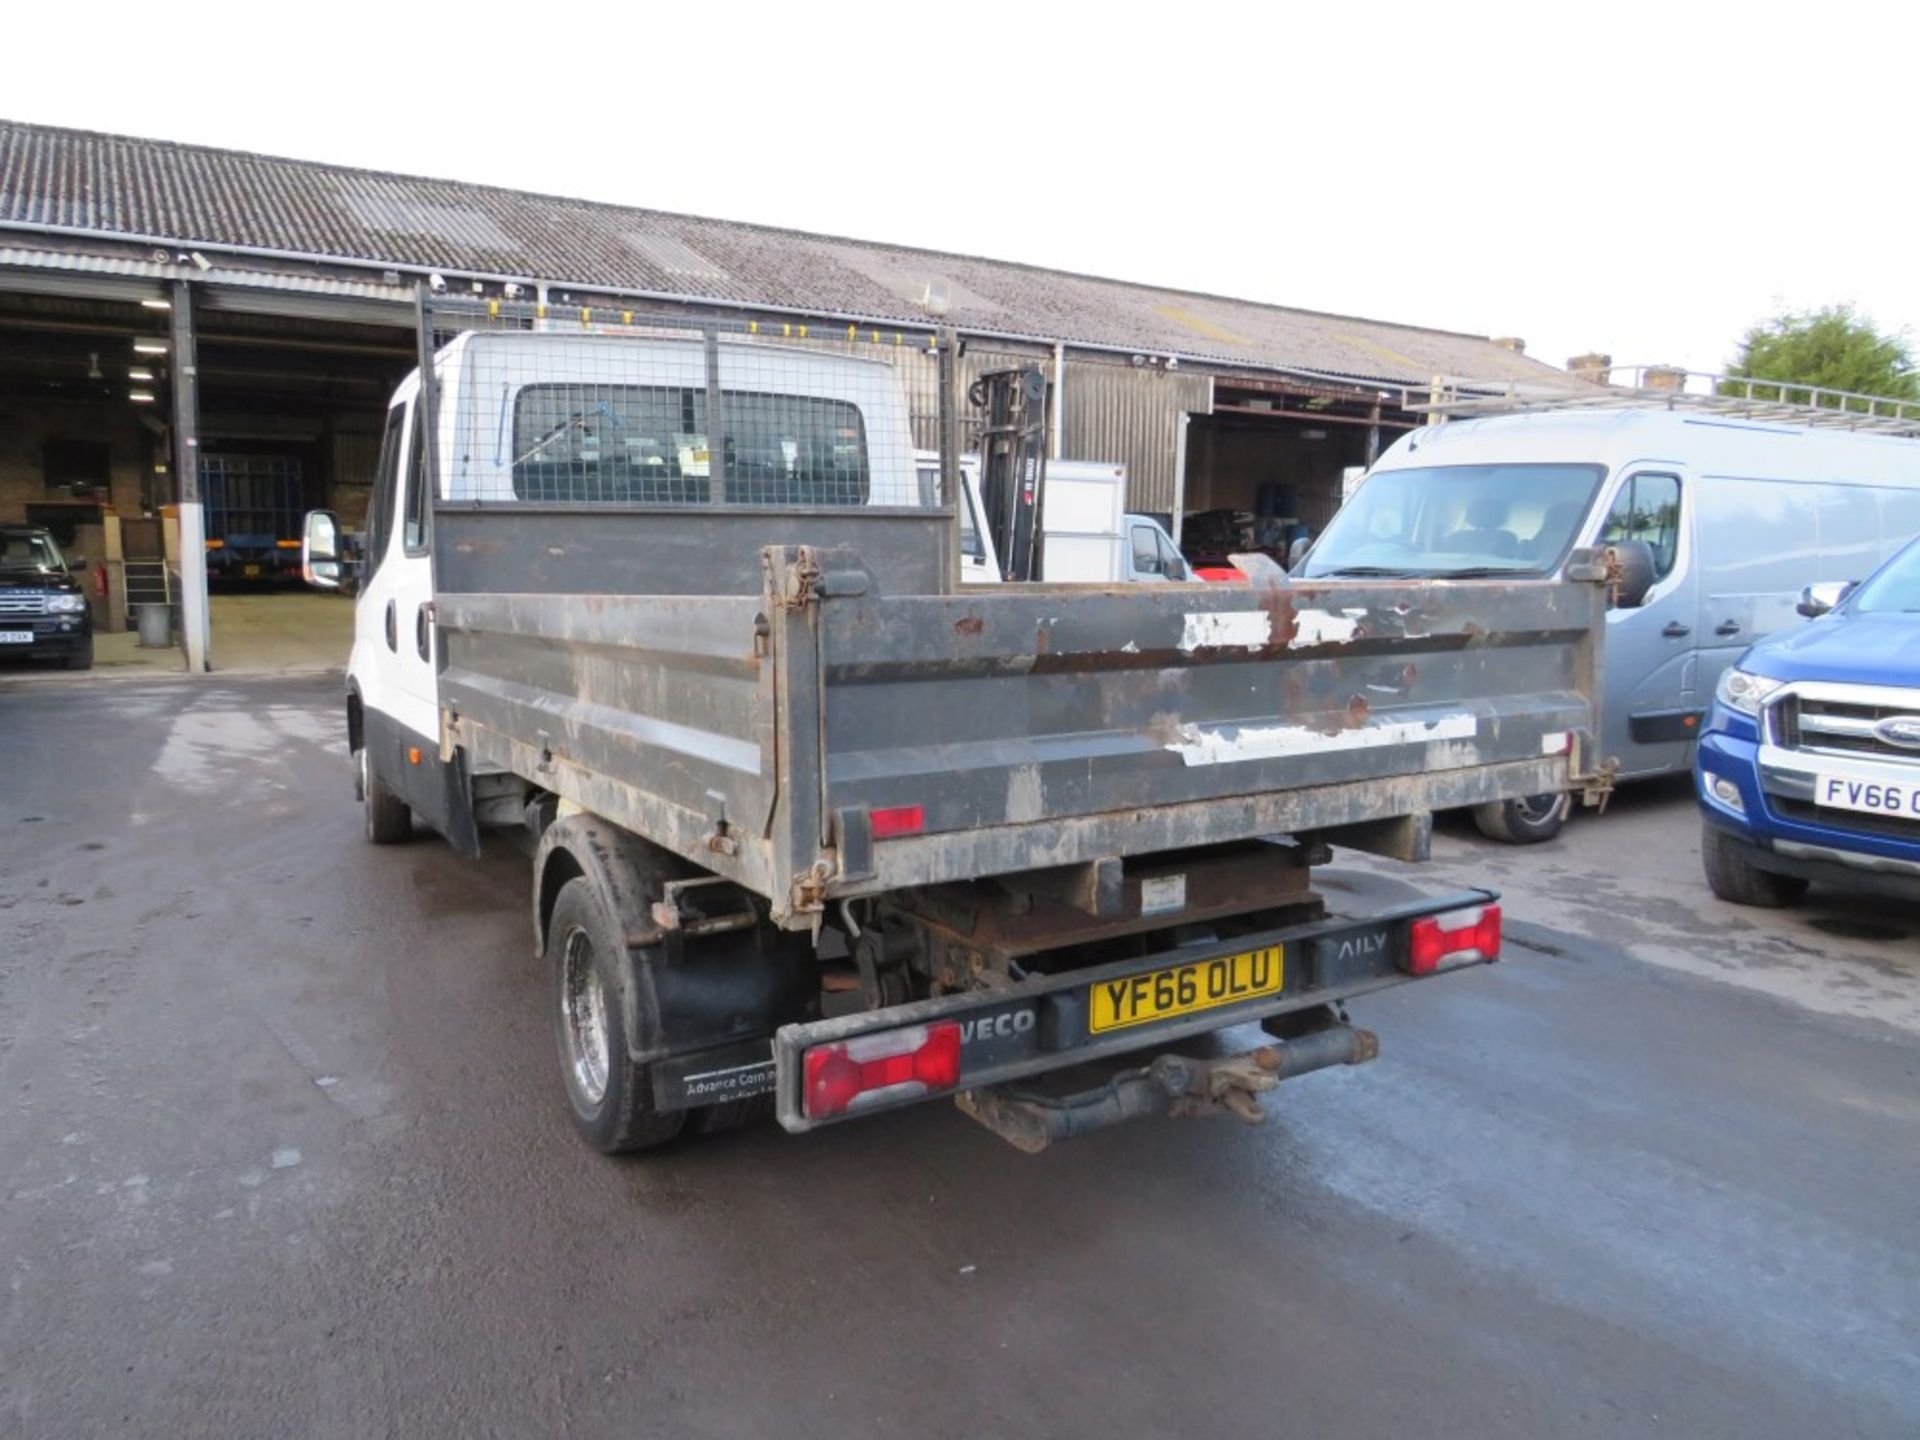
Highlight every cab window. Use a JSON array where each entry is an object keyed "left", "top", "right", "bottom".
[
  {"left": 365, "top": 403, "right": 405, "bottom": 581},
  {"left": 1131, "top": 525, "right": 1163, "bottom": 575},
  {"left": 1158, "top": 531, "right": 1188, "bottom": 580},
  {"left": 1598, "top": 473, "right": 1681, "bottom": 578},
  {"left": 403, "top": 402, "right": 432, "bottom": 554}
]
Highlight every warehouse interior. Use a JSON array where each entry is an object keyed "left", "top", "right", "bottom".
[
  {"left": 1174, "top": 375, "right": 1418, "bottom": 568},
  {"left": 0, "top": 279, "right": 412, "bottom": 669}
]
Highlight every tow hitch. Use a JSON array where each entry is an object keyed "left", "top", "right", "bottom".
[{"left": 953, "top": 1024, "right": 1378, "bottom": 1153}]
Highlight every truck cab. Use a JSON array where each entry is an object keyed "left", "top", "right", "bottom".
[{"left": 1697, "top": 537, "right": 1920, "bottom": 905}]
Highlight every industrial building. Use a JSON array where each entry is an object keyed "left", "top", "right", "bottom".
[{"left": 0, "top": 119, "right": 1561, "bottom": 669}]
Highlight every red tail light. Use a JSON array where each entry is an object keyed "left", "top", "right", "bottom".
[
  {"left": 869, "top": 804, "right": 926, "bottom": 839},
  {"left": 803, "top": 1022, "right": 962, "bottom": 1119},
  {"left": 1406, "top": 903, "right": 1501, "bottom": 976}
]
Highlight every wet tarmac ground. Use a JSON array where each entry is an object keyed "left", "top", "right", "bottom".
[{"left": 3, "top": 676, "right": 1916, "bottom": 1438}]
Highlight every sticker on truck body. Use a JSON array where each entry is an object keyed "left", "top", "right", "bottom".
[{"left": 1162, "top": 713, "right": 1479, "bottom": 767}]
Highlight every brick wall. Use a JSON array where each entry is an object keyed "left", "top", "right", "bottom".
[{"left": 0, "top": 396, "right": 154, "bottom": 527}]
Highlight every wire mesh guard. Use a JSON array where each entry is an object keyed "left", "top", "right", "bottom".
[{"left": 425, "top": 300, "right": 952, "bottom": 510}]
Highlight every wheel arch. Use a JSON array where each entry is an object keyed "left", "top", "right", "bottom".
[
  {"left": 531, "top": 814, "right": 814, "bottom": 1069},
  {"left": 532, "top": 813, "right": 679, "bottom": 963}
]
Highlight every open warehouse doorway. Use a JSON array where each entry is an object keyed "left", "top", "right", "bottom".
[
  {"left": 0, "top": 270, "right": 414, "bottom": 675},
  {"left": 1176, "top": 376, "right": 1416, "bottom": 572}
]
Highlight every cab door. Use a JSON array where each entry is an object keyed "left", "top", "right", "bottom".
[
  {"left": 357, "top": 380, "right": 439, "bottom": 747},
  {"left": 1593, "top": 469, "right": 1697, "bottom": 777},
  {"left": 957, "top": 464, "right": 999, "bottom": 583}
]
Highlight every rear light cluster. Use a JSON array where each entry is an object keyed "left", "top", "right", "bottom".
[
  {"left": 802, "top": 1021, "right": 962, "bottom": 1119},
  {"left": 869, "top": 804, "right": 926, "bottom": 839},
  {"left": 1406, "top": 903, "right": 1502, "bottom": 975}
]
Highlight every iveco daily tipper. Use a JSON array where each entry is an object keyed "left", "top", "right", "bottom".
[{"left": 302, "top": 309, "right": 1609, "bottom": 1154}]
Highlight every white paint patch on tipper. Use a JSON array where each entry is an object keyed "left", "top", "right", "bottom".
[
  {"left": 1165, "top": 713, "right": 1478, "bottom": 767},
  {"left": 1289, "top": 608, "right": 1368, "bottom": 649},
  {"left": 1179, "top": 610, "right": 1271, "bottom": 653},
  {"left": 1541, "top": 731, "right": 1572, "bottom": 755},
  {"left": 1004, "top": 765, "right": 1045, "bottom": 825}
]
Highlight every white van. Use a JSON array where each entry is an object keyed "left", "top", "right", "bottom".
[{"left": 1298, "top": 401, "right": 1920, "bottom": 840}]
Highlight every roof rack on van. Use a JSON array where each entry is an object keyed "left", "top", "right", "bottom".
[{"left": 1407, "top": 365, "right": 1920, "bottom": 439}]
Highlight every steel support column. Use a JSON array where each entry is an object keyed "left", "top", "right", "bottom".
[
  {"left": 1050, "top": 340, "right": 1065, "bottom": 461},
  {"left": 170, "top": 279, "right": 209, "bottom": 672}
]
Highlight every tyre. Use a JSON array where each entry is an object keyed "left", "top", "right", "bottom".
[
  {"left": 358, "top": 745, "right": 412, "bottom": 845},
  {"left": 547, "top": 876, "right": 685, "bottom": 1154},
  {"left": 64, "top": 638, "right": 94, "bottom": 671},
  {"left": 1471, "top": 792, "right": 1570, "bottom": 845},
  {"left": 1701, "top": 822, "right": 1808, "bottom": 908}
]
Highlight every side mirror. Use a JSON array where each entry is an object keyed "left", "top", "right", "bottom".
[
  {"left": 68, "top": 555, "right": 88, "bottom": 570},
  {"left": 1797, "top": 580, "right": 1856, "bottom": 618},
  {"left": 302, "top": 509, "right": 343, "bottom": 591},
  {"left": 1286, "top": 535, "right": 1312, "bottom": 571},
  {"left": 1607, "top": 540, "right": 1657, "bottom": 609}
]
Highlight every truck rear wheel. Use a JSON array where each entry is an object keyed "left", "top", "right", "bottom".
[
  {"left": 1701, "top": 822, "right": 1809, "bottom": 908},
  {"left": 547, "top": 877, "right": 685, "bottom": 1154},
  {"left": 1471, "top": 792, "right": 1569, "bottom": 845},
  {"left": 359, "top": 746, "right": 412, "bottom": 845}
]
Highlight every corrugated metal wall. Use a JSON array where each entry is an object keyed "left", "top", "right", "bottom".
[{"left": 1061, "top": 359, "right": 1211, "bottom": 515}]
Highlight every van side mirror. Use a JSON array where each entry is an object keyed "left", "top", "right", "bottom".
[
  {"left": 1797, "top": 580, "right": 1855, "bottom": 618},
  {"left": 303, "top": 509, "right": 344, "bottom": 591},
  {"left": 1607, "top": 540, "right": 1657, "bottom": 609}
]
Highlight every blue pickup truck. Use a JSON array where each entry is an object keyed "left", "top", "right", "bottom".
[{"left": 1697, "top": 535, "right": 1920, "bottom": 905}]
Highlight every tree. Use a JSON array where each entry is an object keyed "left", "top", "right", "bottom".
[{"left": 1724, "top": 305, "right": 1918, "bottom": 412}]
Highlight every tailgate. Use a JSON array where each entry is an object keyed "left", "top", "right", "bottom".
[{"left": 766, "top": 548, "right": 1602, "bottom": 898}]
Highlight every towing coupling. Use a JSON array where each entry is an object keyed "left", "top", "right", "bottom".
[{"left": 954, "top": 1024, "right": 1379, "bottom": 1153}]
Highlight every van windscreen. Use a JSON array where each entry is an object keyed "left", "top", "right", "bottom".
[
  {"left": 1299, "top": 462, "right": 1606, "bottom": 578},
  {"left": 510, "top": 383, "right": 870, "bottom": 506}
]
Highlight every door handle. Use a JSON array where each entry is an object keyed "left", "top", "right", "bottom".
[
  {"left": 416, "top": 603, "right": 432, "bottom": 662},
  {"left": 1662, "top": 621, "right": 1691, "bottom": 638},
  {"left": 1715, "top": 620, "right": 1741, "bottom": 637},
  {"left": 383, "top": 598, "right": 397, "bottom": 651}
]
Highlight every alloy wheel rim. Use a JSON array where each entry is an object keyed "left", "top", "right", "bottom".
[
  {"left": 1516, "top": 793, "right": 1564, "bottom": 825},
  {"left": 560, "top": 926, "right": 610, "bottom": 1106}
]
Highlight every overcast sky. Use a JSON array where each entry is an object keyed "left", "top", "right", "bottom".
[{"left": 10, "top": 2, "right": 1914, "bottom": 380}]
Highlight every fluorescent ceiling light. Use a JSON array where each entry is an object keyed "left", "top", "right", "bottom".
[
  {"left": 128, "top": 367, "right": 155, "bottom": 382},
  {"left": 141, "top": 298, "right": 172, "bottom": 311},
  {"left": 132, "top": 339, "right": 168, "bottom": 355},
  {"left": 129, "top": 390, "right": 156, "bottom": 403}
]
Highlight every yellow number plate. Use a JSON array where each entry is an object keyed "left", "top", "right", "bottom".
[{"left": 1088, "top": 946, "right": 1284, "bottom": 1034}]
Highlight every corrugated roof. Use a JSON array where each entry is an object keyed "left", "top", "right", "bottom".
[{"left": 0, "top": 119, "right": 1558, "bottom": 388}]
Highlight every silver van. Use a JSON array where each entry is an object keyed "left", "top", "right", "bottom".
[{"left": 1298, "top": 402, "right": 1920, "bottom": 841}]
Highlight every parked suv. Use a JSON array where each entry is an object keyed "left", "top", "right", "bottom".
[
  {"left": 1696, "top": 533, "right": 1920, "bottom": 905},
  {"left": 0, "top": 525, "right": 93, "bottom": 670}
]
